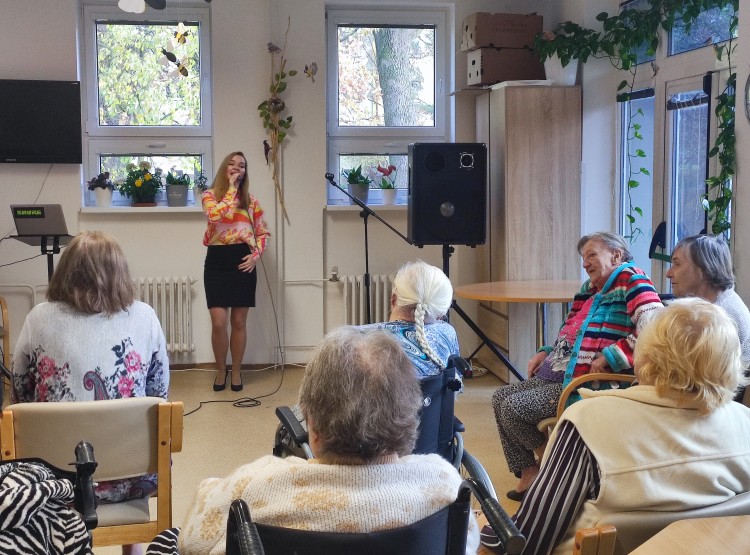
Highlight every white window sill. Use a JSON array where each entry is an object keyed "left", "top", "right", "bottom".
[
  {"left": 80, "top": 206, "right": 204, "bottom": 214},
  {"left": 325, "top": 204, "right": 407, "bottom": 212}
]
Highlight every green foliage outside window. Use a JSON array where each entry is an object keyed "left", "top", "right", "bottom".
[{"left": 95, "top": 21, "right": 201, "bottom": 127}]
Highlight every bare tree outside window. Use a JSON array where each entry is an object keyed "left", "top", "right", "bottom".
[{"left": 337, "top": 25, "right": 434, "bottom": 128}]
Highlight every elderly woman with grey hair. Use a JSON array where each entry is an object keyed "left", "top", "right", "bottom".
[
  {"left": 488, "top": 232, "right": 662, "bottom": 506},
  {"left": 178, "top": 326, "right": 479, "bottom": 554},
  {"left": 666, "top": 234, "right": 750, "bottom": 366},
  {"left": 361, "top": 260, "right": 458, "bottom": 378}
]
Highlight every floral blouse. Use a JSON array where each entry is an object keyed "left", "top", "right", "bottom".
[
  {"left": 201, "top": 188, "right": 270, "bottom": 261},
  {"left": 11, "top": 300, "right": 170, "bottom": 503}
]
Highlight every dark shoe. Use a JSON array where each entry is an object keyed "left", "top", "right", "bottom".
[
  {"left": 213, "top": 372, "right": 227, "bottom": 392},
  {"left": 506, "top": 488, "right": 527, "bottom": 502},
  {"left": 230, "top": 371, "right": 243, "bottom": 392},
  {"left": 480, "top": 524, "right": 502, "bottom": 551}
]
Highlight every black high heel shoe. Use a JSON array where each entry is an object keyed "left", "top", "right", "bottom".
[
  {"left": 230, "top": 371, "right": 243, "bottom": 392},
  {"left": 213, "top": 372, "right": 227, "bottom": 392}
]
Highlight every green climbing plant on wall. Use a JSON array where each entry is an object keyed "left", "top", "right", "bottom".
[{"left": 533, "top": 0, "right": 738, "bottom": 243}]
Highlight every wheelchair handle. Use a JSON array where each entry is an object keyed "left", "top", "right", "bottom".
[
  {"left": 73, "top": 441, "right": 99, "bottom": 531},
  {"left": 227, "top": 499, "right": 265, "bottom": 555},
  {"left": 447, "top": 355, "right": 472, "bottom": 379},
  {"left": 275, "top": 406, "right": 309, "bottom": 444},
  {"left": 464, "top": 478, "right": 526, "bottom": 555}
]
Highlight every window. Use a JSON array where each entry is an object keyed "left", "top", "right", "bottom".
[
  {"left": 81, "top": 5, "right": 211, "bottom": 206},
  {"left": 669, "top": 3, "right": 736, "bottom": 55},
  {"left": 619, "top": 89, "right": 655, "bottom": 268},
  {"left": 326, "top": 8, "right": 450, "bottom": 205},
  {"left": 616, "top": 3, "right": 731, "bottom": 289},
  {"left": 667, "top": 84, "right": 710, "bottom": 242}
]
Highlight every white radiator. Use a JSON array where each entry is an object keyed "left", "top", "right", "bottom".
[
  {"left": 133, "top": 276, "right": 196, "bottom": 354},
  {"left": 341, "top": 274, "right": 395, "bottom": 325}
]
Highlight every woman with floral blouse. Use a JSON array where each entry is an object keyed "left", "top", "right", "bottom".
[{"left": 202, "top": 151, "right": 270, "bottom": 393}]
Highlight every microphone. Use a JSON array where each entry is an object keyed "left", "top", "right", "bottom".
[{"left": 325, "top": 173, "right": 336, "bottom": 186}]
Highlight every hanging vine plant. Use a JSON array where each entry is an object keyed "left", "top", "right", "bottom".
[
  {"left": 534, "top": 0, "right": 738, "bottom": 242},
  {"left": 703, "top": 9, "right": 737, "bottom": 240}
]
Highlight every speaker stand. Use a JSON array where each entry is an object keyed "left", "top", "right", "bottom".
[
  {"left": 325, "top": 173, "right": 413, "bottom": 324},
  {"left": 442, "top": 245, "right": 524, "bottom": 382}
]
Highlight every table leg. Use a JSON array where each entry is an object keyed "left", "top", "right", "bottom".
[{"left": 536, "top": 302, "right": 546, "bottom": 349}]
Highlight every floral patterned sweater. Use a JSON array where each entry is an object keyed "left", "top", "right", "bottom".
[
  {"left": 201, "top": 188, "right": 270, "bottom": 261},
  {"left": 11, "top": 300, "right": 169, "bottom": 503}
]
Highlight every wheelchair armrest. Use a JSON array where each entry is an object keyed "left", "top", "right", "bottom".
[
  {"left": 227, "top": 499, "right": 265, "bottom": 555},
  {"left": 464, "top": 478, "right": 526, "bottom": 555},
  {"left": 275, "top": 406, "right": 309, "bottom": 444},
  {"left": 72, "top": 441, "right": 98, "bottom": 530}
]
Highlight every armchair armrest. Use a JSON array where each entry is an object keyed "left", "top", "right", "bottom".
[{"left": 556, "top": 373, "right": 636, "bottom": 418}]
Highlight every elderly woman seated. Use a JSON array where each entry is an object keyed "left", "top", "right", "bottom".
[
  {"left": 495, "top": 298, "right": 750, "bottom": 555},
  {"left": 490, "top": 232, "right": 662, "bottom": 502},
  {"left": 361, "top": 260, "right": 458, "bottom": 378},
  {"left": 666, "top": 234, "right": 750, "bottom": 365},
  {"left": 178, "top": 327, "right": 479, "bottom": 554}
]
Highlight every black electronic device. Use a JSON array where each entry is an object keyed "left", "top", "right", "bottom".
[
  {"left": 0, "top": 79, "right": 82, "bottom": 164},
  {"left": 407, "top": 143, "right": 487, "bottom": 247}
]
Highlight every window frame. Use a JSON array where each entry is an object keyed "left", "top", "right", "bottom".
[
  {"left": 81, "top": 4, "right": 212, "bottom": 139},
  {"left": 325, "top": 6, "right": 451, "bottom": 206},
  {"left": 615, "top": 7, "right": 731, "bottom": 288},
  {"left": 80, "top": 3, "right": 213, "bottom": 205}
]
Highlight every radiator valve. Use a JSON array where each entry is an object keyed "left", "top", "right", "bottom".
[{"left": 329, "top": 266, "right": 340, "bottom": 282}]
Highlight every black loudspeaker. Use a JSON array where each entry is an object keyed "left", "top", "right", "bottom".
[{"left": 407, "top": 143, "right": 487, "bottom": 247}]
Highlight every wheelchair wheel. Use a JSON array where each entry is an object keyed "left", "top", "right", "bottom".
[{"left": 460, "top": 449, "right": 497, "bottom": 500}]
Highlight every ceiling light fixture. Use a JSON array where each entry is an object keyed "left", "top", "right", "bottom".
[{"left": 118, "top": 0, "right": 146, "bottom": 13}]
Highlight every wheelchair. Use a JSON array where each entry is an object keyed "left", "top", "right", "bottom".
[
  {"left": 272, "top": 354, "right": 497, "bottom": 498},
  {"left": 223, "top": 477, "right": 524, "bottom": 555},
  {"left": 146, "top": 477, "right": 524, "bottom": 555}
]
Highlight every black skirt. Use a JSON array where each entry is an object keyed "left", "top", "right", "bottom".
[{"left": 204, "top": 244, "right": 257, "bottom": 308}]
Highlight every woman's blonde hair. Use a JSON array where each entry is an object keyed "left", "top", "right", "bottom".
[
  {"left": 634, "top": 297, "right": 747, "bottom": 412},
  {"left": 210, "top": 151, "right": 250, "bottom": 210},
  {"left": 392, "top": 260, "right": 453, "bottom": 369},
  {"left": 47, "top": 230, "right": 136, "bottom": 315}
]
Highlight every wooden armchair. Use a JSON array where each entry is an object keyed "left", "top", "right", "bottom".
[
  {"left": 571, "top": 490, "right": 750, "bottom": 555},
  {"left": 537, "top": 373, "right": 637, "bottom": 437},
  {"left": 0, "top": 396, "right": 183, "bottom": 548}
]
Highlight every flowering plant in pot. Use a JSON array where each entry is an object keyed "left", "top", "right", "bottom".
[
  {"left": 118, "top": 161, "right": 163, "bottom": 205},
  {"left": 87, "top": 171, "right": 115, "bottom": 207},
  {"left": 376, "top": 164, "right": 398, "bottom": 205}
]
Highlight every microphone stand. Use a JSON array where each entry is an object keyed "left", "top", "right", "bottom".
[{"left": 325, "top": 173, "right": 412, "bottom": 324}]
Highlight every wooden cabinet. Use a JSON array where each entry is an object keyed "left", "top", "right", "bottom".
[{"left": 474, "top": 85, "right": 582, "bottom": 381}]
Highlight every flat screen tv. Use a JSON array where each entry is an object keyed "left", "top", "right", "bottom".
[{"left": 0, "top": 79, "right": 82, "bottom": 164}]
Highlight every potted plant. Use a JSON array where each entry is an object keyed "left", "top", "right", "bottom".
[
  {"left": 192, "top": 171, "right": 209, "bottom": 205},
  {"left": 165, "top": 170, "right": 191, "bottom": 207},
  {"left": 87, "top": 171, "right": 114, "bottom": 207},
  {"left": 533, "top": 22, "right": 601, "bottom": 85},
  {"left": 343, "top": 165, "right": 372, "bottom": 205},
  {"left": 376, "top": 163, "right": 398, "bottom": 205},
  {"left": 118, "top": 161, "right": 163, "bottom": 207}
]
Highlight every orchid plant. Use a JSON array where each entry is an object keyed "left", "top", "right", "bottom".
[{"left": 376, "top": 164, "right": 397, "bottom": 189}]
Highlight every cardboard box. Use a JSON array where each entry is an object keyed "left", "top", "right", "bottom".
[
  {"left": 466, "top": 48, "right": 545, "bottom": 86},
  {"left": 461, "top": 12, "right": 543, "bottom": 52}
]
